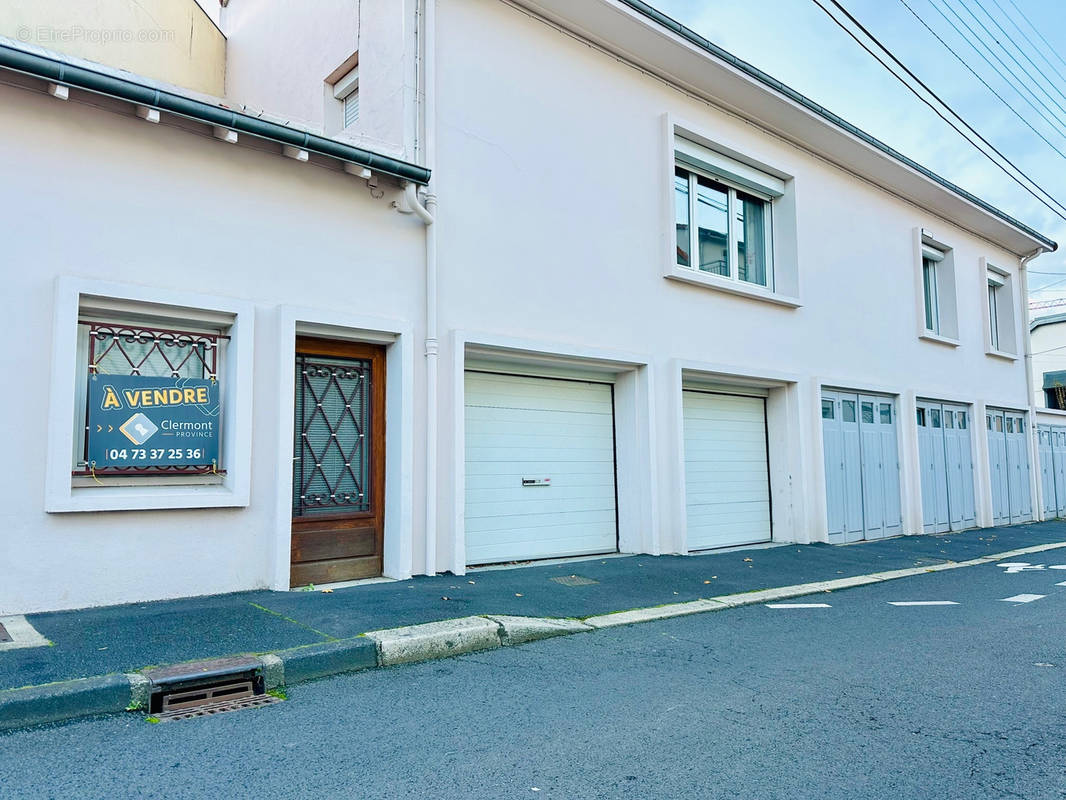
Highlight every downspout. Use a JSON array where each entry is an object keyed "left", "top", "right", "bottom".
[
  {"left": 396, "top": 0, "right": 438, "bottom": 576},
  {"left": 1020, "top": 246, "right": 1047, "bottom": 518}
]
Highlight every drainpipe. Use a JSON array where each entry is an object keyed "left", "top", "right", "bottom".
[
  {"left": 396, "top": 0, "right": 438, "bottom": 576},
  {"left": 1020, "top": 246, "right": 1047, "bottom": 518}
]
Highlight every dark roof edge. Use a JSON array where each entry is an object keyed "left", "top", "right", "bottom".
[
  {"left": 0, "top": 41, "right": 431, "bottom": 186},
  {"left": 620, "top": 0, "right": 1057, "bottom": 252},
  {"left": 1031, "top": 312, "right": 1066, "bottom": 331}
]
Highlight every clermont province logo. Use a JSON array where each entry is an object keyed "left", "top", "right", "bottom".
[{"left": 118, "top": 412, "right": 159, "bottom": 445}]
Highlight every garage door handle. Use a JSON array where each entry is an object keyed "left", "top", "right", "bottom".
[{"left": 522, "top": 478, "right": 551, "bottom": 486}]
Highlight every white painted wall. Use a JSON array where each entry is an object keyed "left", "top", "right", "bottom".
[
  {"left": 430, "top": 0, "right": 1037, "bottom": 567},
  {"left": 1, "top": 0, "right": 1052, "bottom": 613},
  {"left": 1031, "top": 321, "right": 1066, "bottom": 409},
  {"left": 0, "top": 84, "right": 426, "bottom": 614},
  {"left": 220, "top": 0, "right": 414, "bottom": 158}
]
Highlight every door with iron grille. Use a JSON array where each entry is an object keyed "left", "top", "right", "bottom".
[{"left": 290, "top": 338, "right": 385, "bottom": 586}]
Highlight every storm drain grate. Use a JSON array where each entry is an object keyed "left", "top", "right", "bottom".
[
  {"left": 550, "top": 575, "right": 599, "bottom": 587},
  {"left": 0, "top": 622, "right": 11, "bottom": 643},
  {"left": 155, "top": 693, "right": 282, "bottom": 722}
]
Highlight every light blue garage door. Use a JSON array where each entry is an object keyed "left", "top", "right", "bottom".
[
  {"left": 916, "top": 400, "right": 976, "bottom": 533},
  {"left": 464, "top": 372, "right": 618, "bottom": 565}
]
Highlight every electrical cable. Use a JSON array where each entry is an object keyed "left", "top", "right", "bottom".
[
  {"left": 810, "top": 0, "right": 1066, "bottom": 221},
  {"left": 898, "top": 0, "right": 1066, "bottom": 159},
  {"left": 928, "top": 0, "right": 1066, "bottom": 141}
]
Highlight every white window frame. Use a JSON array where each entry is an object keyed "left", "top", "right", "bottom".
[
  {"left": 674, "top": 163, "right": 775, "bottom": 290},
  {"left": 915, "top": 229, "right": 959, "bottom": 346},
  {"left": 334, "top": 66, "right": 359, "bottom": 128},
  {"left": 982, "top": 259, "right": 1018, "bottom": 359},
  {"left": 663, "top": 117, "right": 801, "bottom": 308},
  {"left": 45, "top": 277, "right": 254, "bottom": 512}
]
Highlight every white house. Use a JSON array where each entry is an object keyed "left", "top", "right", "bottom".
[{"left": 0, "top": 0, "right": 1057, "bottom": 614}]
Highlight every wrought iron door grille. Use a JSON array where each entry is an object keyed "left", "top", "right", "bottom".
[
  {"left": 73, "top": 320, "right": 228, "bottom": 477},
  {"left": 292, "top": 355, "right": 372, "bottom": 516}
]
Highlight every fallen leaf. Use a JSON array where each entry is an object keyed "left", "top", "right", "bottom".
[
  {"left": 515, "top": 593, "right": 524, "bottom": 597},
  {"left": 468, "top": 580, "right": 475, "bottom": 585},
  {"left": 743, "top": 558, "right": 753, "bottom": 562},
  {"left": 703, "top": 580, "right": 711, "bottom": 584},
  {"left": 320, "top": 588, "right": 334, "bottom": 594},
  {"left": 711, "top": 576, "right": 717, "bottom": 579},
  {"left": 442, "top": 596, "right": 450, "bottom": 600}
]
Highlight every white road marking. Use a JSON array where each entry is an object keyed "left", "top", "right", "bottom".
[
  {"left": 997, "top": 562, "right": 1047, "bottom": 573},
  {"left": 1056, "top": 581, "right": 1066, "bottom": 587},
  {"left": 887, "top": 601, "right": 960, "bottom": 606},
  {"left": 1001, "top": 594, "right": 1046, "bottom": 603},
  {"left": 765, "top": 603, "right": 831, "bottom": 609},
  {"left": 1049, "top": 565, "right": 1066, "bottom": 570}
]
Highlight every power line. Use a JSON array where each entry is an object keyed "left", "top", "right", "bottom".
[
  {"left": 988, "top": 0, "right": 1066, "bottom": 89},
  {"left": 809, "top": 0, "right": 1066, "bottom": 221},
  {"left": 956, "top": 0, "right": 1066, "bottom": 118},
  {"left": 1004, "top": 0, "right": 1066, "bottom": 74},
  {"left": 928, "top": 0, "right": 1066, "bottom": 142},
  {"left": 898, "top": 0, "right": 1066, "bottom": 161}
]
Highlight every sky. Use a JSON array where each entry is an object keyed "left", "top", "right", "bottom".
[{"left": 650, "top": 0, "right": 1066, "bottom": 298}]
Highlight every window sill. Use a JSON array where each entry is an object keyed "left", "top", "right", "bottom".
[
  {"left": 665, "top": 267, "right": 801, "bottom": 308},
  {"left": 918, "top": 331, "right": 960, "bottom": 348},
  {"left": 985, "top": 348, "right": 1018, "bottom": 362}
]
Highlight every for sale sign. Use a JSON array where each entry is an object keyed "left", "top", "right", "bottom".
[{"left": 87, "top": 375, "right": 220, "bottom": 468}]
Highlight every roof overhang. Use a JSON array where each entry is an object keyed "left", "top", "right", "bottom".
[
  {"left": 510, "top": 0, "right": 1056, "bottom": 256},
  {"left": 0, "top": 38, "right": 430, "bottom": 186}
]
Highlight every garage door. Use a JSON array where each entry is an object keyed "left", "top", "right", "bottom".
[
  {"left": 464, "top": 372, "right": 618, "bottom": 565},
  {"left": 683, "top": 391, "right": 771, "bottom": 550},
  {"left": 1038, "top": 425, "right": 1066, "bottom": 518},
  {"left": 987, "top": 408, "right": 1032, "bottom": 525},
  {"left": 821, "top": 391, "right": 902, "bottom": 543},
  {"left": 916, "top": 400, "right": 976, "bottom": 533}
]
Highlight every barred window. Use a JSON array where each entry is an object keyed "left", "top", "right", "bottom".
[{"left": 73, "top": 319, "right": 229, "bottom": 478}]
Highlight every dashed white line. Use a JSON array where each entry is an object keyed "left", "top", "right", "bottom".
[
  {"left": 1001, "top": 594, "right": 1046, "bottom": 603},
  {"left": 1056, "top": 581, "right": 1066, "bottom": 587},
  {"left": 887, "top": 601, "right": 960, "bottom": 606},
  {"left": 765, "top": 603, "right": 831, "bottom": 609}
]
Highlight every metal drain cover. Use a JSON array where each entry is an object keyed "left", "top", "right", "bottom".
[
  {"left": 0, "top": 622, "right": 11, "bottom": 643},
  {"left": 154, "top": 694, "right": 282, "bottom": 722},
  {"left": 550, "top": 575, "right": 599, "bottom": 587}
]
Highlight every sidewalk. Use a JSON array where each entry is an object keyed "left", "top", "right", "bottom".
[{"left": 5, "top": 521, "right": 1066, "bottom": 697}]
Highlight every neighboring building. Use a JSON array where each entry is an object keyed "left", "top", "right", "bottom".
[
  {"left": 1030, "top": 314, "right": 1066, "bottom": 411},
  {"left": 0, "top": 0, "right": 1058, "bottom": 614}
]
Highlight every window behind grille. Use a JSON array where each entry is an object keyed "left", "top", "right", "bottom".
[{"left": 74, "top": 320, "right": 228, "bottom": 477}]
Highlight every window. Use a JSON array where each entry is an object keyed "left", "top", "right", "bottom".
[
  {"left": 1044, "top": 371, "right": 1066, "bottom": 410},
  {"left": 821, "top": 399, "right": 835, "bottom": 419},
  {"left": 921, "top": 243, "right": 945, "bottom": 335},
  {"left": 335, "top": 66, "right": 359, "bottom": 128},
  {"left": 73, "top": 318, "right": 227, "bottom": 480},
  {"left": 324, "top": 53, "right": 360, "bottom": 135},
  {"left": 674, "top": 164, "right": 773, "bottom": 288},
  {"left": 916, "top": 408, "right": 926, "bottom": 426},
  {"left": 45, "top": 277, "right": 254, "bottom": 513},
  {"left": 880, "top": 403, "right": 892, "bottom": 424},
  {"left": 916, "top": 232, "right": 959, "bottom": 343},
  {"left": 988, "top": 278, "right": 1000, "bottom": 350},
  {"left": 984, "top": 263, "right": 1017, "bottom": 356}
]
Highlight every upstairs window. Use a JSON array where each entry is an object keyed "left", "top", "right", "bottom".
[
  {"left": 984, "top": 262, "right": 1017, "bottom": 356},
  {"left": 335, "top": 66, "right": 359, "bottom": 128},
  {"left": 916, "top": 231, "right": 959, "bottom": 344},
  {"left": 922, "top": 244, "right": 944, "bottom": 335},
  {"left": 325, "top": 52, "right": 360, "bottom": 135},
  {"left": 674, "top": 165, "right": 773, "bottom": 288}
]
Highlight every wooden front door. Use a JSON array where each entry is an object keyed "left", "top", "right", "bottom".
[{"left": 290, "top": 337, "right": 385, "bottom": 586}]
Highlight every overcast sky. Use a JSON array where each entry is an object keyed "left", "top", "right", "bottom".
[{"left": 651, "top": 0, "right": 1066, "bottom": 296}]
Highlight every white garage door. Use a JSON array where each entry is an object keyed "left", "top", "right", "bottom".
[
  {"left": 464, "top": 372, "right": 618, "bottom": 565},
  {"left": 683, "top": 390, "right": 771, "bottom": 550}
]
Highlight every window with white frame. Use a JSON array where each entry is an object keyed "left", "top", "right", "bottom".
[
  {"left": 334, "top": 65, "right": 359, "bottom": 129},
  {"left": 985, "top": 262, "right": 1017, "bottom": 355},
  {"left": 916, "top": 233, "right": 959, "bottom": 342},
  {"left": 673, "top": 138, "right": 780, "bottom": 290},
  {"left": 922, "top": 243, "right": 944, "bottom": 335}
]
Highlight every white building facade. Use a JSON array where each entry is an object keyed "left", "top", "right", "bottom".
[{"left": 0, "top": 0, "right": 1058, "bottom": 614}]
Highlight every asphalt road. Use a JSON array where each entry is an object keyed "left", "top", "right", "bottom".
[{"left": 4, "top": 560, "right": 1066, "bottom": 800}]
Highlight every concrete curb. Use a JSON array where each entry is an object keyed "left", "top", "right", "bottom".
[
  {"left": 3, "top": 537, "right": 1065, "bottom": 733},
  {"left": 0, "top": 674, "right": 135, "bottom": 732}
]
